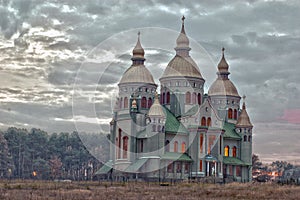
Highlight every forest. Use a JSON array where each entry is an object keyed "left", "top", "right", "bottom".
[{"left": 0, "top": 127, "right": 109, "bottom": 180}]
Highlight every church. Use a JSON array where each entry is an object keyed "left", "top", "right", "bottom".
[{"left": 97, "top": 17, "right": 253, "bottom": 183}]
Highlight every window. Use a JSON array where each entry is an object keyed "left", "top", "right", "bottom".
[
  {"left": 236, "top": 166, "right": 241, "bottom": 177},
  {"left": 165, "top": 140, "right": 170, "bottom": 152},
  {"left": 248, "top": 135, "right": 252, "bottom": 142},
  {"left": 197, "top": 93, "right": 201, "bottom": 105},
  {"left": 161, "top": 93, "right": 165, "bottom": 104},
  {"left": 229, "top": 165, "right": 233, "bottom": 175},
  {"left": 207, "top": 117, "right": 211, "bottom": 127},
  {"left": 119, "top": 97, "right": 123, "bottom": 109},
  {"left": 147, "top": 97, "right": 152, "bottom": 108},
  {"left": 157, "top": 125, "right": 161, "bottom": 132},
  {"left": 174, "top": 141, "right": 178, "bottom": 152},
  {"left": 228, "top": 108, "right": 233, "bottom": 119},
  {"left": 224, "top": 146, "right": 229, "bottom": 157},
  {"left": 234, "top": 109, "right": 237, "bottom": 119},
  {"left": 184, "top": 163, "right": 189, "bottom": 173},
  {"left": 199, "top": 160, "right": 203, "bottom": 171},
  {"left": 219, "top": 136, "right": 222, "bottom": 154},
  {"left": 167, "top": 162, "right": 173, "bottom": 173},
  {"left": 185, "top": 92, "right": 191, "bottom": 104},
  {"left": 201, "top": 117, "right": 206, "bottom": 126},
  {"left": 244, "top": 135, "right": 247, "bottom": 142},
  {"left": 140, "top": 140, "right": 144, "bottom": 153},
  {"left": 152, "top": 125, "right": 156, "bottom": 132},
  {"left": 181, "top": 142, "right": 186, "bottom": 153},
  {"left": 176, "top": 163, "right": 182, "bottom": 173},
  {"left": 200, "top": 134, "right": 203, "bottom": 153},
  {"left": 123, "top": 136, "right": 128, "bottom": 159},
  {"left": 192, "top": 92, "right": 197, "bottom": 104},
  {"left": 118, "top": 129, "right": 122, "bottom": 159},
  {"left": 232, "top": 146, "right": 237, "bottom": 157},
  {"left": 166, "top": 92, "right": 170, "bottom": 104},
  {"left": 124, "top": 97, "right": 128, "bottom": 108},
  {"left": 141, "top": 97, "right": 147, "bottom": 108},
  {"left": 208, "top": 135, "right": 216, "bottom": 154}
]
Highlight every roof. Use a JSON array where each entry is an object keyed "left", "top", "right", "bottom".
[
  {"left": 217, "top": 48, "right": 229, "bottom": 73},
  {"left": 236, "top": 98, "right": 253, "bottom": 128},
  {"left": 119, "top": 64, "right": 155, "bottom": 84},
  {"left": 205, "top": 154, "right": 218, "bottom": 162},
  {"left": 164, "top": 107, "right": 188, "bottom": 134},
  {"left": 148, "top": 93, "right": 166, "bottom": 117},
  {"left": 160, "top": 55, "right": 203, "bottom": 79},
  {"left": 94, "top": 161, "right": 113, "bottom": 175},
  {"left": 223, "top": 156, "right": 246, "bottom": 166},
  {"left": 161, "top": 152, "right": 193, "bottom": 162},
  {"left": 208, "top": 78, "right": 240, "bottom": 97},
  {"left": 125, "top": 158, "right": 148, "bottom": 173},
  {"left": 223, "top": 122, "right": 241, "bottom": 140}
]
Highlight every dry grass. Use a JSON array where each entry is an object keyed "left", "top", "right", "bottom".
[{"left": 0, "top": 180, "right": 299, "bottom": 200}]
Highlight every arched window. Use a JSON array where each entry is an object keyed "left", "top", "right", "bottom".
[
  {"left": 185, "top": 92, "right": 191, "bottom": 104},
  {"left": 174, "top": 141, "right": 178, "bottom": 152},
  {"left": 166, "top": 92, "right": 170, "bottom": 104},
  {"left": 118, "top": 129, "right": 122, "bottom": 159},
  {"left": 232, "top": 146, "right": 237, "bottom": 157},
  {"left": 200, "top": 134, "right": 203, "bottom": 153},
  {"left": 207, "top": 117, "right": 211, "bottom": 127},
  {"left": 147, "top": 97, "right": 152, "bottom": 108},
  {"left": 192, "top": 92, "right": 197, "bottom": 104},
  {"left": 157, "top": 125, "right": 161, "bottom": 132},
  {"left": 141, "top": 97, "right": 147, "bottom": 108},
  {"left": 201, "top": 117, "right": 206, "bottom": 126},
  {"left": 234, "top": 109, "right": 237, "bottom": 119},
  {"left": 244, "top": 135, "right": 247, "bottom": 142},
  {"left": 123, "top": 136, "right": 128, "bottom": 159},
  {"left": 197, "top": 93, "right": 201, "bottom": 105},
  {"left": 228, "top": 108, "right": 233, "bottom": 119},
  {"left": 152, "top": 125, "right": 156, "bottom": 132},
  {"left": 165, "top": 140, "right": 170, "bottom": 152},
  {"left": 248, "top": 135, "right": 252, "bottom": 142},
  {"left": 224, "top": 146, "right": 229, "bottom": 157},
  {"left": 124, "top": 97, "right": 128, "bottom": 108},
  {"left": 181, "top": 142, "right": 186, "bottom": 153},
  {"left": 162, "top": 93, "right": 165, "bottom": 104}
]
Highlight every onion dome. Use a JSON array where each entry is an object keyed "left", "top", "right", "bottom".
[
  {"left": 148, "top": 92, "right": 166, "bottom": 117},
  {"left": 119, "top": 32, "right": 155, "bottom": 84},
  {"left": 236, "top": 96, "right": 253, "bottom": 127},
  {"left": 160, "top": 16, "right": 203, "bottom": 79},
  {"left": 208, "top": 48, "right": 240, "bottom": 97}
]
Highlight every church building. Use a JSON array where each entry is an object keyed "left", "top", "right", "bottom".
[{"left": 97, "top": 17, "right": 253, "bottom": 182}]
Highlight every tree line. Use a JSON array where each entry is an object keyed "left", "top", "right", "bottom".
[{"left": 0, "top": 127, "right": 109, "bottom": 180}]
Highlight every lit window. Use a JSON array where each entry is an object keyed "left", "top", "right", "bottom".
[
  {"left": 224, "top": 146, "right": 229, "bottom": 157},
  {"left": 232, "top": 146, "right": 237, "bottom": 157},
  {"left": 181, "top": 142, "right": 186, "bottom": 153},
  {"left": 174, "top": 141, "right": 178, "bottom": 152}
]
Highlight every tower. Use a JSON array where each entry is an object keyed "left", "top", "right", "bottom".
[{"left": 159, "top": 16, "right": 205, "bottom": 116}]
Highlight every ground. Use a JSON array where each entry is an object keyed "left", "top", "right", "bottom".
[{"left": 0, "top": 180, "right": 299, "bottom": 199}]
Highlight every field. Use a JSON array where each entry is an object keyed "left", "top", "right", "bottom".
[{"left": 0, "top": 180, "right": 299, "bottom": 200}]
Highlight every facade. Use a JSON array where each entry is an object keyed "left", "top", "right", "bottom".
[{"left": 97, "top": 17, "right": 253, "bottom": 182}]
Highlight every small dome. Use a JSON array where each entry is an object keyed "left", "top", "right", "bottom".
[
  {"left": 208, "top": 79, "right": 240, "bottom": 97},
  {"left": 148, "top": 93, "right": 166, "bottom": 117},
  {"left": 236, "top": 96, "right": 253, "bottom": 127},
  {"left": 161, "top": 55, "right": 203, "bottom": 79},
  {"left": 132, "top": 32, "right": 144, "bottom": 58},
  {"left": 119, "top": 65, "right": 155, "bottom": 84},
  {"left": 218, "top": 48, "right": 229, "bottom": 73}
]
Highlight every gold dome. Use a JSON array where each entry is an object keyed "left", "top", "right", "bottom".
[
  {"left": 132, "top": 31, "right": 144, "bottom": 59},
  {"left": 236, "top": 96, "right": 253, "bottom": 127},
  {"left": 218, "top": 47, "right": 229, "bottom": 73},
  {"left": 208, "top": 79, "right": 240, "bottom": 97},
  {"left": 176, "top": 16, "right": 189, "bottom": 48},
  {"left": 161, "top": 55, "right": 203, "bottom": 78},
  {"left": 148, "top": 92, "right": 166, "bottom": 117}
]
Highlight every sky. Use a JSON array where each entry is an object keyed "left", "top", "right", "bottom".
[{"left": 0, "top": 0, "right": 299, "bottom": 164}]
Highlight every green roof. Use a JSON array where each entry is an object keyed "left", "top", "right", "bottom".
[
  {"left": 182, "top": 105, "right": 199, "bottom": 117},
  {"left": 125, "top": 158, "right": 148, "bottom": 173},
  {"left": 94, "top": 160, "right": 113, "bottom": 175},
  {"left": 223, "top": 122, "right": 241, "bottom": 140},
  {"left": 161, "top": 152, "right": 193, "bottom": 162},
  {"left": 223, "top": 156, "right": 246, "bottom": 166},
  {"left": 164, "top": 108, "right": 188, "bottom": 134}
]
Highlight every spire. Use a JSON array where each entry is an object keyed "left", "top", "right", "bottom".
[
  {"left": 132, "top": 31, "right": 145, "bottom": 65},
  {"left": 175, "top": 16, "right": 190, "bottom": 56},
  {"left": 236, "top": 95, "right": 253, "bottom": 127}
]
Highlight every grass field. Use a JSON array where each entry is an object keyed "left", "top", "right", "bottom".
[{"left": 0, "top": 180, "right": 299, "bottom": 199}]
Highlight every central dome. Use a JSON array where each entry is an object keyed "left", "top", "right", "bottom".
[
  {"left": 119, "top": 65, "right": 155, "bottom": 84},
  {"left": 161, "top": 55, "right": 203, "bottom": 78}
]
